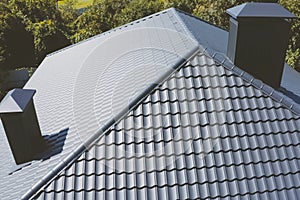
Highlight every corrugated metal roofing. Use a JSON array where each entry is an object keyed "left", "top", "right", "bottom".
[{"left": 36, "top": 53, "right": 300, "bottom": 199}]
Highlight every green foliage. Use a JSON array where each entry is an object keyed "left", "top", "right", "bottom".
[
  {"left": 31, "top": 20, "right": 70, "bottom": 61},
  {"left": 72, "top": 0, "right": 129, "bottom": 42},
  {"left": 0, "top": 0, "right": 300, "bottom": 75},
  {"left": 161, "top": 0, "right": 197, "bottom": 13},
  {"left": 59, "top": 0, "right": 79, "bottom": 25},
  {"left": 193, "top": 0, "right": 235, "bottom": 29},
  {"left": 279, "top": 0, "right": 300, "bottom": 71},
  {"left": 115, "top": 0, "right": 164, "bottom": 25},
  {"left": 0, "top": 2, "right": 35, "bottom": 71},
  {"left": 9, "top": 0, "right": 60, "bottom": 23},
  {"left": 0, "top": 0, "right": 72, "bottom": 69},
  {"left": 71, "top": 0, "right": 196, "bottom": 43},
  {"left": 32, "top": 20, "right": 57, "bottom": 53},
  {"left": 71, "top": 5, "right": 109, "bottom": 43},
  {"left": 59, "top": 0, "right": 93, "bottom": 9},
  {"left": 58, "top": 0, "right": 80, "bottom": 41}
]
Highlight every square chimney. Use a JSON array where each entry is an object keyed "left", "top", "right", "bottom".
[
  {"left": 226, "top": 3, "right": 297, "bottom": 88},
  {"left": 0, "top": 88, "right": 45, "bottom": 164}
]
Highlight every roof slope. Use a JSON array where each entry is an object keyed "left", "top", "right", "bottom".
[
  {"left": 177, "top": 9, "right": 300, "bottom": 107},
  {"left": 176, "top": 10, "right": 228, "bottom": 54},
  {"left": 0, "top": 8, "right": 300, "bottom": 200},
  {"left": 36, "top": 53, "right": 300, "bottom": 199},
  {"left": 0, "top": 8, "right": 198, "bottom": 199}
]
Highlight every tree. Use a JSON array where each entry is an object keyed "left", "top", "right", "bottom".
[
  {"left": 193, "top": 0, "right": 235, "bottom": 29},
  {"left": 8, "top": 0, "right": 71, "bottom": 63},
  {"left": 161, "top": 0, "right": 197, "bottom": 13},
  {"left": 9, "top": 0, "right": 60, "bottom": 23},
  {"left": 59, "top": 0, "right": 79, "bottom": 29},
  {"left": 72, "top": 0, "right": 129, "bottom": 43},
  {"left": 279, "top": 0, "right": 300, "bottom": 71},
  {"left": 0, "top": 2, "right": 35, "bottom": 71},
  {"left": 0, "top": 0, "right": 299, "bottom": 73},
  {"left": 114, "top": 0, "right": 164, "bottom": 25},
  {"left": 31, "top": 20, "right": 70, "bottom": 62}
]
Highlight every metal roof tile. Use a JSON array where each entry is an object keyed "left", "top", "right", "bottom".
[
  {"left": 177, "top": 185, "right": 189, "bottom": 199},
  {"left": 18, "top": 32, "right": 300, "bottom": 199},
  {"left": 227, "top": 180, "right": 240, "bottom": 196}
]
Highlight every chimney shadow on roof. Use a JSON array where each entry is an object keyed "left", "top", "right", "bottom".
[
  {"left": 34, "top": 128, "right": 69, "bottom": 161},
  {"left": 8, "top": 128, "right": 69, "bottom": 175}
]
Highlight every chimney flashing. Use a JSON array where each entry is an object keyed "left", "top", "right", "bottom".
[{"left": 226, "top": 3, "right": 297, "bottom": 19}]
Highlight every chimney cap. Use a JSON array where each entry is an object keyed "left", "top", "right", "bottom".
[
  {"left": 0, "top": 88, "right": 36, "bottom": 113},
  {"left": 226, "top": 3, "right": 297, "bottom": 19}
]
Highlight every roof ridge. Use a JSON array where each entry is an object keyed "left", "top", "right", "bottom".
[
  {"left": 205, "top": 49, "right": 300, "bottom": 116},
  {"left": 170, "top": 8, "right": 198, "bottom": 41},
  {"left": 174, "top": 8, "right": 228, "bottom": 32},
  {"left": 46, "top": 8, "right": 175, "bottom": 58}
]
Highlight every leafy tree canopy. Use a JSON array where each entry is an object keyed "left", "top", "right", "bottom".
[
  {"left": 0, "top": 2, "right": 35, "bottom": 71},
  {"left": 0, "top": 0, "right": 299, "bottom": 73}
]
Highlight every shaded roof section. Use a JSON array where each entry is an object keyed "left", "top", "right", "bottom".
[
  {"left": 175, "top": 10, "right": 228, "bottom": 54},
  {"left": 226, "top": 3, "right": 297, "bottom": 19},
  {"left": 0, "top": 88, "right": 36, "bottom": 113},
  {"left": 36, "top": 53, "right": 300, "bottom": 199}
]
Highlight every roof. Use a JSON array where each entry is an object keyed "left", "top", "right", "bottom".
[
  {"left": 226, "top": 3, "right": 297, "bottom": 19},
  {"left": 36, "top": 52, "right": 300, "bottom": 200},
  {"left": 0, "top": 7, "right": 300, "bottom": 200},
  {"left": 0, "top": 8, "right": 198, "bottom": 199},
  {"left": 177, "top": 9, "right": 300, "bottom": 105}
]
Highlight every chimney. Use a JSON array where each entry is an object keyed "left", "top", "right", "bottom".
[
  {"left": 226, "top": 3, "right": 297, "bottom": 88},
  {"left": 0, "top": 88, "right": 45, "bottom": 164}
]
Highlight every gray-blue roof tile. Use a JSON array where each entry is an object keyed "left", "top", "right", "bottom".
[
  {"left": 0, "top": 7, "right": 300, "bottom": 200},
  {"left": 34, "top": 52, "right": 300, "bottom": 199}
]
